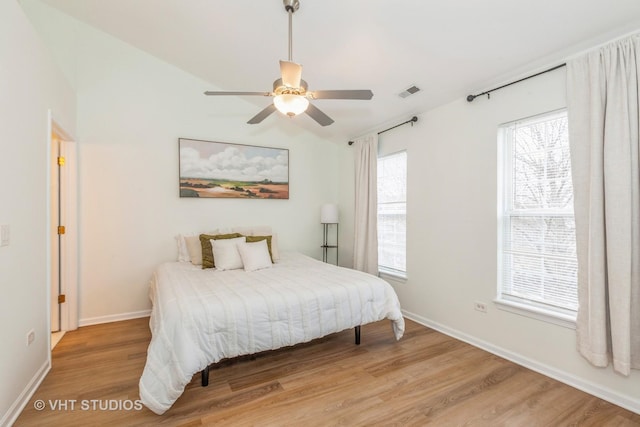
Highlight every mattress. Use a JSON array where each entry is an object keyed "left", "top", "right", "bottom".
[{"left": 139, "top": 252, "right": 405, "bottom": 414}]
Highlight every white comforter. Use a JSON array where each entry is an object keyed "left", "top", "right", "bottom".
[{"left": 139, "top": 252, "right": 405, "bottom": 415}]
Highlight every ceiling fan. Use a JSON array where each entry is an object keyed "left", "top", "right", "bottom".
[{"left": 204, "top": 0, "right": 373, "bottom": 126}]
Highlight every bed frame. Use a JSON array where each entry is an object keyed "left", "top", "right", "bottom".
[{"left": 200, "top": 325, "right": 361, "bottom": 386}]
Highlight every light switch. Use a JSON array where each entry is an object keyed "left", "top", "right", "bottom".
[{"left": 0, "top": 224, "right": 9, "bottom": 247}]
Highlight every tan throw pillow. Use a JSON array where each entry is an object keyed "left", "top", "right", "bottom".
[
  {"left": 200, "top": 233, "right": 243, "bottom": 269},
  {"left": 245, "top": 235, "right": 274, "bottom": 262},
  {"left": 185, "top": 235, "right": 203, "bottom": 265}
]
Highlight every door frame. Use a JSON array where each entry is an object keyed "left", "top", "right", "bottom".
[{"left": 46, "top": 110, "right": 78, "bottom": 346}]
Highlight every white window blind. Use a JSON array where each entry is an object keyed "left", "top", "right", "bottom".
[
  {"left": 377, "top": 151, "right": 407, "bottom": 276},
  {"left": 499, "top": 110, "right": 578, "bottom": 317}
]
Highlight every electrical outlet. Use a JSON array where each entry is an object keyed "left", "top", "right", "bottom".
[
  {"left": 474, "top": 301, "right": 487, "bottom": 313},
  {"left": 0, "top": 224, "right": 9, "bottom": 247},
  {"left": 27, "top": 329, "right": 35, "bottom": 346}
]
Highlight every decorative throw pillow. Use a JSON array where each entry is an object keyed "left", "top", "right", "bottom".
[
  {"left": 200, "top": 233, "right": 243, "bottom": 269},
  {"left": 269, "top": 233, "right": 280, "bottom": 261},
  {"left": 185, "top": 235, "right": 204, "bottom": 265},
  {"left": 245, "top": 235, "right": 274, "bottom": 262},
  {"left": 211, "top": 237, "right": 245, "bottom": 271},
  {"left": 237, "top": 239, "right": 273, "bottom": 272},
  {"left": 176, "top": 230, "right": 218, "bottom": 262}
]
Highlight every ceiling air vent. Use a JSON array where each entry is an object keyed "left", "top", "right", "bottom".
[{"left": 398, "top": 85, "right": 420, "bottom": 98}]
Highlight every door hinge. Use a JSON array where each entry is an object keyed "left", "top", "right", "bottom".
[
  {"left": 57, "top": 156, "right": 65, "bottom": 166},
  {"left": 58, "top": 294, "right": 66, "bottom": 304},
  {"left": 57, "top": 225, "right": 66, "bottom": 235}
]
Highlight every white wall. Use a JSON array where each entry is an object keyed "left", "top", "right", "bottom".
[
  {"left": 359, "top": 68, "right": 640, "bottom": 411},
  {"left": 335, "top": 143, "right": 355, "bottom": 268},
  {"left": 23, "top": 3, "right": 343, "bottom": 324},
  {"left": 0, "top": 1, "right": 76, "bottom": 424}
]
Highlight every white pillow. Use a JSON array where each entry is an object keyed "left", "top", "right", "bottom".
[
  {"left": 237, "top": 239, "right": 273, "bottom": 272},
  {"left": 230, "top": 226, "right": 280, "bottom": 261},
  {"left": 176, "top": 234, "right": 192, "bottom": 262},
  {"left": 211, "top": 237, "right": 245, "bottom": 271}
]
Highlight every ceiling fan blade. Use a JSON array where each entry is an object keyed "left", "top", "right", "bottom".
[
  {"left": 204, "top": 91, "right": 271, "bottom": 96},
  {"left": 305, "top": 103, "right": 334, "bottom": 127},
  {"left": 308, "top": 90, "right": 374, "bottom": 100},
  {"left": 247, "top": 104, "right": 277, "bottom": 124},
  {"left": 280, "top": 60, "right": 302, "bottom": 88}
]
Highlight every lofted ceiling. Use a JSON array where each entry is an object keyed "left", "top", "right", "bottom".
[{"left": 37, "top": 0, "right": 640, "bottom": 143}]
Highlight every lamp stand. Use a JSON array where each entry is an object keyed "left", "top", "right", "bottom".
[{"left": 321, "top": 223, "right": 338, "bottom": 265}]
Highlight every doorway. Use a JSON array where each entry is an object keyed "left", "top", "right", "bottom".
[{"left": 48, "top": 114, "right": 78, "bottom": 350}]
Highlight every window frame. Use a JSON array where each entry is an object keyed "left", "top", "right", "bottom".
[
  {"left": 377, "top": 150, "right": 407, "bottom": 280},
  {"left": 496, "top": 109, "right": 577, "bottom": 328}
]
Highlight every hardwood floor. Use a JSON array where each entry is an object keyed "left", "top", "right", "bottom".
[{"left": 15, "top": 317, "right": 640, "bottom": 426}]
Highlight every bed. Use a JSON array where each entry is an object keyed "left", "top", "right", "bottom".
[{"left": 138, "top": 242, "right": 404, "bottom": 415}]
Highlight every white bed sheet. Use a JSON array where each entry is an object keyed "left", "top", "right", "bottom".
[{"left": 139, "top": 252, "right": 405, "bottom": 414}]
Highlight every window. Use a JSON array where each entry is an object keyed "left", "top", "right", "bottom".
[
  {"left": 377, "top": 151, "right": 407, "bottom": 278},
  {"left": 498, "top": 110, "right": 578, "bottom": 324}
]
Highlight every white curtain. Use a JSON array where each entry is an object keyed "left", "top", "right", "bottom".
[
  {"left": 566, "top": 35, "right": 640, "bottom": 376},
  {"left": 353, "top": 133, "right": 379, "bottom": 275}
]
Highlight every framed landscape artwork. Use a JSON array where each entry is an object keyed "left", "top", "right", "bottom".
[{"left": 179, "top": 138, "right": 289, "bottom": 199}]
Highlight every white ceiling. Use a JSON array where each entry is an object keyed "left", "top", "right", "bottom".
[{"left": 38, "top": 0, "right": 640, "bottom": 143}]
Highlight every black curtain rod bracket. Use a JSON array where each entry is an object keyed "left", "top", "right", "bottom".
[
  {"left": 466, "top": 63, "right": 566, "bottom": 102},
  {"left": 348, "top": 116, "right": 418, "bottom": 145}
]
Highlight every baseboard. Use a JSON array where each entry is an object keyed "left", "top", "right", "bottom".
[
  {"left": 402, "top": 309, "right": 640, "bottom": 415},
  {"left": 1, "top": 359, "right": 50, "bottom": 427},
  {"left": 79, "top": 309, "right": 151, "bottom": 327}
]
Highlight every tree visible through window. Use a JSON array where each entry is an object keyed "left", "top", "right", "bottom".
[
  {"left": 499, "top": 110, "right": 578, "bottom": 317},
  {"left": 378, "top": 151, "right": 407, "bottom": 277}
]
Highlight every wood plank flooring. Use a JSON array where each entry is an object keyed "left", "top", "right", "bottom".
[{"left": 14, "top": 317, "right": 640, "bottom": 426}]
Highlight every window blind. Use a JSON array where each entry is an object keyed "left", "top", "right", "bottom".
[
  {"left": 378, "top": 151, "right": 407, "bottom": 275},
  {"left": 500, "top": 111, "right": 578, "bottom": 314}
]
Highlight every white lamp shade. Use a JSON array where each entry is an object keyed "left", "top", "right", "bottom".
[
  {"left": 320, "top": 203, "right": 339, "bottom": 224},
  {"left": 274, "top": 94, "right": 309, "bottom": 117}
]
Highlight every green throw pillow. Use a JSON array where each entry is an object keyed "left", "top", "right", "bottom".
[{"left": 199, "top": 233, "right": 243, "bottom": 269}]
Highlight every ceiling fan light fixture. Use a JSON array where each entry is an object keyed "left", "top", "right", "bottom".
[
  {"left": 204, "top": 0, "right": 372, "bottom": 126},
  {"left": 274, "top": 93, "right": 309, "bottom": 117}
]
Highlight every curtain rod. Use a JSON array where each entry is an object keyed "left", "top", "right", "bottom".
[
  {"left": 466, "top": 63, "right": 566, "bottom": 102},
  {"left": 348, "top": 116, "right": 418, "bottom": 145}
]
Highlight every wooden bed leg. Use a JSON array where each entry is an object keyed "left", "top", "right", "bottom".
[
  {"left": 355, "top": 325, "right": 361, "bottom": 345},
  {"left": 201, "top": 366, "right": 209, "bottom": 387}
]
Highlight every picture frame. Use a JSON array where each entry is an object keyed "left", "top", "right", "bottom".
[{"left": 178, "top": 138, "right": 289, "bottom": 199}]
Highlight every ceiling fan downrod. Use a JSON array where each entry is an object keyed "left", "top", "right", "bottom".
[{"left": 283, "top": 0, "right": 300, "bottom": 62}]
